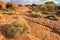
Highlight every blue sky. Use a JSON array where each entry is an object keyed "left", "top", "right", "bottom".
[
  {"left": 54, "top": 0, "right": 60, "bottom": 4},
  {"left": 4, "top": 0, "right": 60, "bottom": 4},
  {"left": 4, "top": 0, "right": 10, "bottom": 2}
]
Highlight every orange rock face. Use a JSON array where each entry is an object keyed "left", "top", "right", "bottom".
[
  {"left": 15, "top": 6, "right": 30, "bottom": 14},
  {"left": 0, "top": 2, "right": 18, "bottom": 10},
  {"left": 0, "top": 1, "right": 6, "bottom": 9},
  {"left": 12, "top": 4, "right": 18, "bottom": 9}
]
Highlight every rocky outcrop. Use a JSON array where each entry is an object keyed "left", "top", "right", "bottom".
[
  {"left": 0, "top": 2, "right": 18, "bottom": 10},
  {"left": 0, "top": 1, "right": 6, "bottom": 9}
]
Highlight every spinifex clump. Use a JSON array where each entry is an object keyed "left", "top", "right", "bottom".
[
  {"left": 30, "top": 11, "right": 43, "bottom": 18},
  {"left": 6, "top": 17, "right": 30, "bottom": 38}
]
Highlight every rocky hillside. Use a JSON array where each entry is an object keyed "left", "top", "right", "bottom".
[{"left": 0, "top": 1, "right": 60, "bottom": 40}]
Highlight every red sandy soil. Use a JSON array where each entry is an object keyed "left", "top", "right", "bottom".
[
  {"left": 0, "top": 12, "right": 60, "bottom": 40},
  {"left": 0, "top": 1, "right": 60, "bottom": 40}
]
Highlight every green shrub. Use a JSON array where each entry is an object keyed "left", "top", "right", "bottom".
[
  {"left": 6, "top": 17, "right": 30, "bottom": 38},
  {"left": 40, "top": 2, "right": 56, "bottom": 14},
  {"left": 45, "top": 2, "right": 56, "bottom": 12}
]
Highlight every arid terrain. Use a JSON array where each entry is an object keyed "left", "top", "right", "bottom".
[{"left": 0, "top": 1, "right": 60, "bottom": 40}]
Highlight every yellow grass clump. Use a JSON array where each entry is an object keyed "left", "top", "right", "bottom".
[
  {"left": 5, "top": 17, "right": 30, "bottom": 38},
  {"left": 31, "top": 11, "right": 43, "bottom": 17}
]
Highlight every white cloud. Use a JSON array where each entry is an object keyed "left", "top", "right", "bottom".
[
  {"left": 10, "top": 0, "right": 46, "bottom": 4},
  {"left": 10, "top": 0, "right": 60, "bottom": 4},
  {"left": 47, "top": 0, "right": 53, "bottom": 1}
]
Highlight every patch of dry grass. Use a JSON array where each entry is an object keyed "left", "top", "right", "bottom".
[
  {"left": 30, "top": 11, "right": 43, "bottom": 18},
  {"left": 5, "top": 17, "right": 30, "bottom": 38}
]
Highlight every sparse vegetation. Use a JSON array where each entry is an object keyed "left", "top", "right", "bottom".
[
  {"left": 56, "top": 10, "right": 60, "bottom": 16},
  {"left": 31, "top": 4, "right": 41, "bottom": 11},
  {"left": 44, "top": 16, "right": 58, "bottom": 21},
  {"left": 32, "top": 6, "right": 39, "bottom": 11},
  {"left": 30, "top": 11, "right": 43, "bottom": 17},
  {"left": 2, "top": 10, "right": 16, "bottom": 15},
  {"left": 40, "top": 2, "right": 56, "bottom": 14},
  {"left": 45, "top": 1, "right": 56, "bottom": 11},
  {"left": 5, "top": 17, "right": 30, "bottom": 38},
  {"left": 0, "top": 1, "right": 60, "bottom": 40}
]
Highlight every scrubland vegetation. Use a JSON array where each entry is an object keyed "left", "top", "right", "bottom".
[
  {"left": 26, "top": 1, "right": 60, "bottom": 21},
  {"left": 0, "top": 1, "right": 60, "bottom": 40},
  {"left": 5, "top": 17, "right": 30, "bottom": 38}
]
